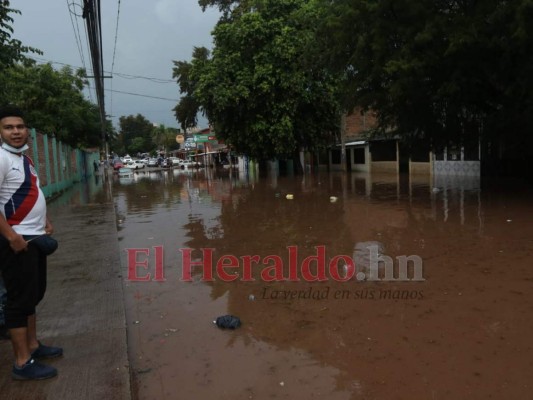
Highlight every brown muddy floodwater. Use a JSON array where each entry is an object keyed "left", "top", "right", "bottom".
[{"left": 112, "top": 168, "right": 533, "bottom": 400}]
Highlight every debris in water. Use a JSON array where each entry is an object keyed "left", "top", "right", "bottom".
[
  {"left": 330, "top": 196, "right": 338, "bottom": 203},
  {"left": 137, "top": 368, "right": 152, "bottom": 374},
  {"left": 286, "top": 194, "right": 294, "bottom": 200},
  {"left": 214, "top": 315, "right": 242, "bottom": 329}
]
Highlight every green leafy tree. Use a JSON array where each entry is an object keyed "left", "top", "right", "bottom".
[
  {"left": 163, "top": 127, "right": 181, "bottom": 152},
  {"left": 151, "top": 124, "right": 168, "bottom": 152},
  {"left": 108, "top": 126, "right": 125, "bottom": 156},
  {"left": 1, "top": 63, "right": 104, "bottom": 148},
  {"left": 118, "top": 114, "right": 154, "bottom": 155},
  {"left": 174, "top": 0, "right": 341, "bottom": 162},
  {"left": 1, "top": 3, "right": 110, "bottom": 149},
  {"left": 0, "top": 1, "right": 41, "bottom": 70},
  {"left": 172, "top": 49, "right": 208, "bottom": 132},
  {"left": 315, "top": 0, "right": 533, "bottom": 161},
  {"left": 152, "top": 124, "right": 181, "bottom": 153},
  {"left": 128, "top": 137, "right": 146, "bottom": 155}
]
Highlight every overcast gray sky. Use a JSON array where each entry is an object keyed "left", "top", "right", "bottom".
[{"left": 12, "top": 0, "right": 220, "bottom": 130}]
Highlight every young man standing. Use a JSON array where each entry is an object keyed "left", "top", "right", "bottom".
[{"left": 0, "top": 106, "right": 62, "bottom": 380}]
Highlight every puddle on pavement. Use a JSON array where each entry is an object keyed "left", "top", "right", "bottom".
[
  {"left": 47, "top": 172, "right": 110, "bottom": 210},
  {"left": 113, "top": 168, "right": 533, "bottom": 399}
]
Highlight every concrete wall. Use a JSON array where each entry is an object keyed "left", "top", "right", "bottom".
[
  {"left": 351, "top": 163, "right": 370, "bottom": 172},
  {"left": 371, "top": 161, "right": 398, "bottom": 174},
  {"left": 349, "top": 147, "right": 371, "bottom": 172},
  {"left": 433, "top": 146, "right": 481, "bottom": 176},
  {"left": 434, "top": 160, "right": 480, "bottom": 176},
  {"left": 409, "top": 161, "right": 431, "bottom": 175}
]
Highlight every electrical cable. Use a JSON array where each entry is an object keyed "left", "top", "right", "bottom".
[
  {"left": 110, "top": 0, "right": 122, "bottom": 123},
  {"left": 105, "top": 88, "right": 179, "bottom": 102},
  {"left": 30, "top": 57, "right": 175, "bottom": 84},
  {"left": 66, "top": 0, "right": 95, "bottom": 103},
  {"left": 110, "top": 0, "right": 121, "bottom": 75}
]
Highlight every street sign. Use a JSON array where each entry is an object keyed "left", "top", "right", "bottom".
[
  {"left": 194, "top": 134, "right": 217, "bottom": 143},
  {"left": 184, "top": 137, "right": 196, "bottom": 149}
]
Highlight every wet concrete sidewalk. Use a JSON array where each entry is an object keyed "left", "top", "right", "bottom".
[{"left": 0, "top": 203, "right": 131, "bottom": 400}]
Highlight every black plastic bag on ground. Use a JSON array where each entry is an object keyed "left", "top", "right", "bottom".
[{"left": 214, "top": 315, "right": 241, "bottom": 329}]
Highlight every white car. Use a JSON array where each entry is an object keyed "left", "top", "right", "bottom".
[
  {"left": 181, "top": 160, "right": 202, "bottom": 169},
  {"left": 118, "top": 167, "right": 133, "bottom": 177},
  {"left": 130, "top": 160, "right": 145, "bottom": 169},
  {"left": 169, "top": 157, "right": 182, "bottom": 167},
  {"left": 123, "top": 155, "right": 133, "bottom": 163}
]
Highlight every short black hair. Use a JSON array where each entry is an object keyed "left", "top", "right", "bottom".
[{"left": 0, "top": 105, "right": 25, "bottom": 121}]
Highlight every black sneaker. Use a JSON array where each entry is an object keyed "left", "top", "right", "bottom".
[
  {"left": 12, "top": 358, "right": 58, "bottom": 380},
  {"left": 31, "top": 341, "right": 63, "bottom": 359}
]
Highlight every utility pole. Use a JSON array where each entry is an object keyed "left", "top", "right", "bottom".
[
  {"left": 340, "top": 112, "right": 347, "bottom": 172},
  {"left": 83, "top": 0, "right": 109, "bottom": 179}
]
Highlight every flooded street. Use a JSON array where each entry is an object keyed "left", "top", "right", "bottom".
[{"left": 111, "top": 168, "right": 533, "bottom": 400}]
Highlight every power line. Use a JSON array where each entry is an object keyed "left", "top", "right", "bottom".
[
  {"left": 66, "top": 1, "right": 95, "bottom": 103},
  {"left": 105, "top": 88, "right": 179, "bottom": 102},
  {"left": 29, "top": 57, "right": 175, "bottom": 83},
  {"left": 66, "top": 1, "right": 86, "bottom": 71},
  {"left": 110, "top": 0, "right": 122, "bottom": 124},
  {"left": 110, "top": 0, "right": 121, "bottom": 75},
  {"left": 113, "top": 72, "right": 174, "bottom": 83},
  {"left": 80, "top": 3, "right": 95, "bottom": 103},
  {"left": 28, "top": 56, "right": 180, "bottom": 103}
]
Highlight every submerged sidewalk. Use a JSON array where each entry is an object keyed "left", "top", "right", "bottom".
[{"left": 0, "top": 202, "right": 131, "bottom": 400}]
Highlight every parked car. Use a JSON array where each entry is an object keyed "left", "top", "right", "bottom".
[
  {"left": 118, "top": 168, "right": 135, "bottom": 184},
  {"left": 118, "top": 167, "right": 133, "bottom": 177},
  {"left": 131, "top": 160, "right": 145, "bottom": 169},
  {"left": 182, "top": 159, "right": 202, "bottom": 169},
  {"left": 169, "top": 157, "right": 182, "bottom": 167},
  {"left": 123, "top": 155, "right": 133, "bottom": 163},
  {"left": 147, "top": 158, "right": 158, "bottom": 167},
  {"left": 180, "top": 160, "right": 193, "bottom": 169},
  {"left": 113, "top": 161, "right": 124, "bottom": 170},
  {"left": 161, "top": 159, "right": 172, "bottom": 168}
]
